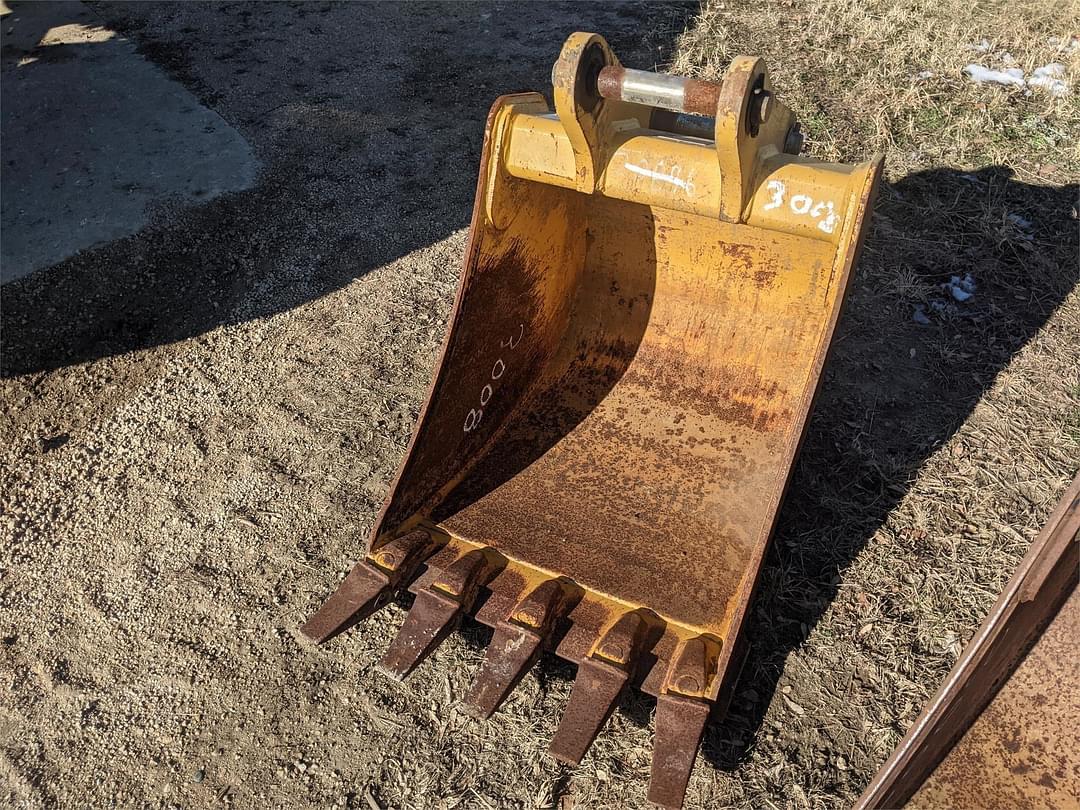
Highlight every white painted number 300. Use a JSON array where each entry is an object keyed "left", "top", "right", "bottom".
[
  {"left": 762, "top": 180, "right": 840, "bottom": 235},
  {"left": 463, "top": 324, "right": 524, "bottom": 433}
]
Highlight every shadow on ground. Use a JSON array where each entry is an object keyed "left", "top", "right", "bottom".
[{"left": 0, "top": 0, "right": 692, "bottom": 377}]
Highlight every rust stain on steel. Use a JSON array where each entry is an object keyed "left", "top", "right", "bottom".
[
  {"left": 682, "top": 77, "right": 724, "bottom": 117},
  {"left": 857, "top": 473, "right": 1080, "bottom": 809},
  {"left": 647, "top": 636, "right": 721, "bottom": 807},
  {"left": 549, "top": 610, "right": 656, "bottom": 764},
  {"left": 912, "top": 588, "right": 1080, "bottom": 808},
  {"left": 378, "top": 547, "right": 505, "bottom": 681},
  {"left": 596, "top": 65, "right": 723, "bottom": 117},
  {"left": 595, "top": 65, "right": 625, "bottom": 106},
  {"left": 436, "top": 196, "right": 840, "bottom": 634}
]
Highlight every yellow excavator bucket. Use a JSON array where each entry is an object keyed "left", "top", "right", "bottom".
[{"left": 304, "top": 32, "right": 882, "bottom": 808}]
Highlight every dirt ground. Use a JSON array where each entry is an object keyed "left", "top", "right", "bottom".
[{"left": 1, "top": 2, "right": 1078, "bottom": 809}]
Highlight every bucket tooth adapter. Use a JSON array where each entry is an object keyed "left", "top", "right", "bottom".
[{"left": 303, "top": 32, "right": 882, "bottom": 808}]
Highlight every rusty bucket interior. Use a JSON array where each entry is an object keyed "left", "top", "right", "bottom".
[{"left": 304, "top": 32, "right": 882, "bottom": 808}]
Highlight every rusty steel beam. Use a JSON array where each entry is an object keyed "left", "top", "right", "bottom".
[{"left": 857, "top": 473, "right": 1080, "bottom": 809}]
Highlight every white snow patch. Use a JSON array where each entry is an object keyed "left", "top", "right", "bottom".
[
  {"left": 1028, "top": 63, "right": 1069, "bottom": 96},
  {"left": 1034, "top": 63, "right": 1066, "bottom": 77},
  {"left": 964, "top": 62, "right": 1070, "bottom": 96},
  {"left": 942, "top": 274, "right": 976, "bottom": 303},
  {"left": 965, "top": 64, "right": 1026, "bottom": 87}
]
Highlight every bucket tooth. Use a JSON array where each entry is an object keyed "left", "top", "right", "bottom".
[
  {"left": 462, "top": 621, "right": 543, "bottom": 720},
  {"left": 463, "top": 579, "right": 575, "bottom": 719},
  {"left": 647, "top": 636, "right": 721, "bottom": 809},
  {"left": 549, "top": 610, "right": 650, "bottom": 765},
  {"left": 548, "top": 656, "right": 629, "bottom": 765},
  {"left": 377, "top": 587, "right": 460, "bottom": 682},
  {"left": 648, "top": 693, "right": 712, "bottom": 809},
  {"left": 378, "top": 548, "right": 503, "bottom": 681},
  {"left": 301, "top": 530, "right": 438, "bottom": 643}
]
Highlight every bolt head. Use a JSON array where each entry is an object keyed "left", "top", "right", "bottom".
[{"left": 757, "top": 91, "right": 772, "bottom": 124}]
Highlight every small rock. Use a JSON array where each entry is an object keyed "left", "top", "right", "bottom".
[{"left": 193, "top": 769, "right": 205, "bottom": 784}]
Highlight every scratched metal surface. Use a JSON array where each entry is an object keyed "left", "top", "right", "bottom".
[
  {"left": 435, "top": 196, "right": 836, "bottom": 634},
  {"left": 908, "top": 586, "right": 1080, "bottom": 809},
  {"left": 362, "top": 61, "right": 879, "bottom": 709}
]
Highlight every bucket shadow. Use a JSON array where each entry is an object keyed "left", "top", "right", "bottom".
[{"left": 431, "top": 199, "right": 660, "bottom": 525}]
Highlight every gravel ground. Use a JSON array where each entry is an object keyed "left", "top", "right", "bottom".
[{"left": 2, "top": 3, "right": 1077, "bottom": 810}]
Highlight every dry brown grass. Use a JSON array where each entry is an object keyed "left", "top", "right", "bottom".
[{"left": 671, "top": 0, "right": 1080, "bottom": 179}]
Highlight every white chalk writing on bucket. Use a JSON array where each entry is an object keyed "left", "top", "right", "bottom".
[
  {"left": 762, "top": 180, "right": 840, "bottom": 234},
  {"left": 463, "top": 323, "right": 524, "bottom": 433},
  {"left": 625, "top": 160, "right": 697, "bottom": 199}
]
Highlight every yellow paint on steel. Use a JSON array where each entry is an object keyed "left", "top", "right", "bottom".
[
  {"left": 499, "top": 99, "right": 865, "bottom": 241},
  {"left": 371, "top": 33, "right": 882, "bottom": 700}
]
